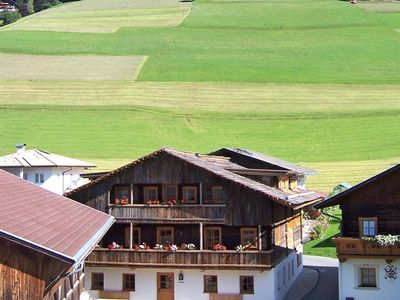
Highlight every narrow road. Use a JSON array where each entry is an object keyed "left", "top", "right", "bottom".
[
  {"left": 303, "top": 255, "right": 339, "bottom": 300},
  {"left": 285, "top": 255, "right": 339, "bottom": 300}
]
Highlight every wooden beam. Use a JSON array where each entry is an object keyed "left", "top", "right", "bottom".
[{"left": 200, "top": 222, "right": 204, "bottom": 251}]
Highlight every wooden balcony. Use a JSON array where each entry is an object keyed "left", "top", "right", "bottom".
[
  {"left": 86, "top": 248, "right": 273, "bottom": 270},
  {"left": 334, "top": 237, "right": 400, "bottom": 261},
  {"left": 108, "top": 204, "right": 226, "bottom": 224}
]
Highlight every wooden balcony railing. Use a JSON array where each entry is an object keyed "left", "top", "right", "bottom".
[
  {"left": 108, "top": 204, "right": 226, "bottom": 224},
  {"left": 334, "top": 237, "right": 400, "bottom": 260},
  {"left": 86, "top": 248, "right": 273, "bottom": 270}
]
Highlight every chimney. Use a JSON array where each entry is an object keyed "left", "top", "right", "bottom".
[{"left": 16, "top": 143, "right": 26, "bottom": 154}]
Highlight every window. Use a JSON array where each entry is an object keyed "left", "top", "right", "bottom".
[
  {"left": 35, "top": 173, "right": 44, "bottom": 184},
  {"left": 164, "top": 185, "right": 178, "bottom": 201},
  {"left": 204, "top": 227, "right": 221, "bottom": 250},
  {"left": 359, "top": 267, "right": 377, "bottom": 288},
  {"left": 212, "top": 186, "right": 224, "bottom": 203},
  {"left": 297, "top": 253, "right": 302, "bottom": 268},
  {"left": 144, "top": 186, "right": 158, "bottom": 201},
  {"left": 283, "top": 265, "right": 286, "bottom": 284},
  {"left": 122, "top": 274, "right": 135, "bottom": 291},
  {"left": 157, "top": 227, "right": 174, "bottom": 245},
  {"left": 240, "top": 276, "right": 254, "bottom": 294},
  {"left": 124, "top": 226, "right": 141, "bottom": 248},
  {"left": 277, "top": 270, "right": 282, "bottom": 290},
  {"left": 182, "top": 186, "right": 197, "bottom": 204},
  {"left": 113, "top": 185, "right": 130, "bottom": 203},
  {"left": 291, "top": 259, "right": 294, "bottom": 276},
  {"left": 204, "top": 275, "right": 218, "bottom": 293},
  {"left": 23, "top": 173, "right": 28, "bottom": 180},
  {"left": 359, "top": 218, "right": 377, "bottom": 237},
  {"left": 91, "top": 273, "right": 104, "bottom": 290},
  {"left": 240, "top": 227, "right": 258, "bottom": 249}
]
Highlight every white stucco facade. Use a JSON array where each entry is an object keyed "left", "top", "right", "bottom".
[
  {"left": 339, "top": 258, "right": 400, "bottom": 300},
  {"left": 81, "top": 247, "right": 303, "bottom": 300},
  {"left": 4, "top": 166, "right": 89, "bottom": 195}
]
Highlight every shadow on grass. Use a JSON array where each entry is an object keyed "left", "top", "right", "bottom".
[{"left": 310, "top": 233, "right": 340, "bottom": 249}]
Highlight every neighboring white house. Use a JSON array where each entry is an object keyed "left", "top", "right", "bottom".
[{"left": 0, "top": 144, "right": 95, "bottom": 195}]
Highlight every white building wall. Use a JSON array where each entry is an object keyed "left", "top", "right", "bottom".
[
  {"left": 339, "top": 258, "right": 400, "bottom": 300},
  {"left": 81, "top": 246, "right": 303, "bottom": 300},
  {"left": 2, "top": 166, "right": 88, "bottom": 195}
]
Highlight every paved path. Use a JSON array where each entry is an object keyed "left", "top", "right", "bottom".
[{"left": 285, "top": 255, "right": 339, "bottom": 300}]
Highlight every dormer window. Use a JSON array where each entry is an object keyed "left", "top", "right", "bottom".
[{"left": 359, "top": 217, "right": 377, "bottom": 237}]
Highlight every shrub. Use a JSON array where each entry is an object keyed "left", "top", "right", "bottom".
[
  {"left": 314, "top": 224, "right": 324, "bottom": 239},
  {"left": 0, "top": 11, "right": 21, "bottom": 25}
]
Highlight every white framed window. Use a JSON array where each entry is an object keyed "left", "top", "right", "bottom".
[
  {"left": 359, "top": 217, "right": 377, "bottom": 237},
  {"left": 35, "top": 173, "right": 44, "bottom": 184},
  {"left": 182, "top": 186, "right": 197, "bottom": 204},
  {"left": 356, "top": 265, "right": 378, "bottom": 288},
  {"left": 144, "top": 186, "right": 158, "bottom": 201}
]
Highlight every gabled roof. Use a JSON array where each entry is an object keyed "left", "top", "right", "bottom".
[
  {"left": 315, "top": 164, "right": 400, "bottom": 209},
  {"left": 67, "top": 148, "right": 323, "bottom": 208},
  {"left": 0, "top": 169, "right": 114, "bottom": 265},
  {"left": 210, "top": 148, "right": 316, "bottom": 175},
  {"left": 0, "top": 149, "right": 95, "bottom": 168}
]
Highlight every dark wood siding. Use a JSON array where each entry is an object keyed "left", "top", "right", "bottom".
[
  {"left": 341, "top": 169, "right": 400, "bottom": 237},
  {"left": 70, "top": 152, "right": 276, "bottom": 226},
  {"left": 0, "top": 237, "right": 70, "bottom": 300}
]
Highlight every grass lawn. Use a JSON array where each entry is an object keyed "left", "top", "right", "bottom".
[
  {"left": 0, "top": 54, "right": 146, "bottom": 80},
  {"left": 2, "top": 0, "right": 190, "bottom": 33},
  {"left": 304, "top": 208, "right": 341, "bottom": 257},
  {"left": 0, "top": 0, "right": 400, "bottom": 83},
  {"left": 0, "top": 81, "right": 400, "bottom": 191}
]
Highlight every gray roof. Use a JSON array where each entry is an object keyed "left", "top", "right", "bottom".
[
  {"left": 0, "top": 149, "right": 96, "bottom": 168},
  {"left": 212, "top": 148, "right": 317, "bottom": 175},
  {"left": 67, "top": 148, "right": 323, "bottom": 208}
]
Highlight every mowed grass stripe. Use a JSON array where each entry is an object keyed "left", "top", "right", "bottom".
[
  {"left": 1, "top": 82, "right": 400, "bottom": 114},
  {"left": 1, "top": 105, "right": 400, "bottom": 164},
  {"left": 305, "top": 158, "right": 400, "bottom": 192},
  {"left": 0, "top": 54, "right": 145, "bottom": 80},
  {"left": 1, "top": 0, "right": 400, "bottom": 83},
  {"left": 2, "top": 0, "right": 191, "bottom": 33}
]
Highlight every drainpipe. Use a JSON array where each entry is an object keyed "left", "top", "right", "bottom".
[{"left": 62, "top": 168, "right": 72, "bottom": 194}]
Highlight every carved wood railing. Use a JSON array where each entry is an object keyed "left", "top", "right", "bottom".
[
  {"left": 86, "top": 249, "right": 273, "bottom": 270},
  {"left": 108, "top": 204, "right": 226, "bottom": 223},
  {"left": 334, "top": 237, "right": 400, "bottom": 258}
]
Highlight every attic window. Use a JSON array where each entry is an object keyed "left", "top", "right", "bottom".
[{"left": 359, "top": 217, "right": 377, "bottom": 237}]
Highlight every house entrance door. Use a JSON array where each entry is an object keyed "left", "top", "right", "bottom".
[{"left": 157, "top": 272, "right": 174, "bottom": 300}]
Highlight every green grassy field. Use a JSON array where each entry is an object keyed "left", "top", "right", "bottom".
[
  {"left": 0, "top": 54, "right": 146, "bottom": 80},
  {"left": 0, "top": 0, "right": 400, "bottom": 83},
  {"left": 2, "top": 0, "right": 191, "bottom": 33},
  {"left": 304, "top": 208, "right": 341, "bottom": 257},
  {"left": 0, "top": 0, "right": 399, "bottom": 192}
]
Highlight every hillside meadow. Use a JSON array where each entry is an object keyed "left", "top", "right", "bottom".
[{"left": 0, "top": 0, "right": 400, "bottom": 191}]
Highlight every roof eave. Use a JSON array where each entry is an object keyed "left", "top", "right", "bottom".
[{"left": 0, "top": 230, "right": 76, "bottom": 265}]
